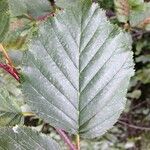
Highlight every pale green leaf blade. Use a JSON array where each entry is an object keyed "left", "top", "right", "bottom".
[
  {"left": 2, "top": 18, "right": 33, "bottom": 50},
  {"left": 0, "top": 126, "right": 60, "bottom": 150},
  {"left": 8, "top": 0, "right": 51, "bottom": 18},
  {"left": 22, "top": 2, "right": 134, "bottom": 138},
  {"left": 0, "top": 0, "right": 9, "bottom": 42},
  {"left": 56, "top": 0, "right": 79, "bottom": 8},
  {"left": 0, "top": 84, "right": 23, "bottom": 126},
  {"left": 8, "top": 0, "right": 84, "bottom": 18}
]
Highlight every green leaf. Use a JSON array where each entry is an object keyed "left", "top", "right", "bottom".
[
  {"left": 22, "top": 2, "right": 134, "bottom": 138},
  {"left": 56, "top": 0, "right": 79, "bottom": 8},
  {"left": 0, "top": 126, "right": 60, "bottom": 150},
  {"left": 8, "top": 0, "right": 83, "bottom": 18},
  {"left": 136, "top": 66, "right": 150, "bottom": 84},
  {"left": 2, "top": 18, "right": 35, "bottom": 50},
  {"left": 128, "top": 0, "right": 144, "bottom": 10},
  {"left": 130, "top": 2, "right": 150, "bottom": 27},
  {"left": 0, "top": 0, "right": 10, "bottom": 42},
  {"left": 8, "top": 0, "right": 51, "bottom": 18},
  {"left": 0, "top": 84, "right": 23, "bottom": 126}
]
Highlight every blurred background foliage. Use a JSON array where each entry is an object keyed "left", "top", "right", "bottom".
[{"left": 0, "top": 0, "right": 150, "bottom": 149}]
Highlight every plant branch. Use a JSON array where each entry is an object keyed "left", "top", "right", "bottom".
[
  {"left": 118, "top": 120, "right": 150, "bottom": 130},
  {"left": 55, "top": 128, "right": 77, "bottom": 150},
  {"left": 0, "top": 44, "right": 20, "bottom": 81}
]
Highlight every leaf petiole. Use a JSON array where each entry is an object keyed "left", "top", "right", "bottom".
[{"left": 75, "top": 134, "right": 80, "bottom": 150}]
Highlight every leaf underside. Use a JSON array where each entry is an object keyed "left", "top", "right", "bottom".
[
  {"left": 0, "top": 84, "right": 23, "bottom": 126},
  {"left": 0, "top": 126, "right": 60, "bottom": 150},
  {"left": 8, "top": 0, "right": 51, "bottom": 18},
  {"left": 22, "top": 1, "right": 134, "bottom": 138},
  {"left": 0, "top": 0, "right": 9, "bottom": 42}
]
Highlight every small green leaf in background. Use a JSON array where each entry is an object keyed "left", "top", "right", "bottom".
[
  {"left": 136, "top": 66, "right": 150, "bottom": 84},
  {"left": 114, "top": 0, "right": 130, "bottom": 23},
  {"left": 0, "top": 84, "right": 23, "bottom": 126},
  {"left": 141, "top": 133, "right": 150, "bottom": 150},
  {"left": 0, "top": 0, "right": 10, "bottom": 42},
  {"left": 0, "top": 126, "right": 60, "bottom": 150},
  {"left": 22, "top": 1, "right": 134, "bottom": 138},
  {"left": 128, "top": 0, "right": 144, "bottom": 11},
  {"left": 114, "top": 0, "right": 150, "bottom": 30},
  {"left": 127, "top": 90, "right": 141, "bottom": 99}
]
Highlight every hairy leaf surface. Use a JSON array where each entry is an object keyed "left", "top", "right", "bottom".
[
  {"left": 56, "top": 0, "right": 78, "bottom": 8},
  {"left": 0, "top": 0, "right": 9, "bottom": 42},
  {"left": 22, "top": 1, "right": 134, "bottom": 138},
  {"left": 0, "top": 84, "right": 23, "bottom": 126},
  {"left": 8, "top": 0, "right": 51, "bottom": 18},
  {"left": 0, "top": 126, "right": 60, "bottom": 150},
  {"left": 8, "top": 0, "right": 78, "bottom": 18}
]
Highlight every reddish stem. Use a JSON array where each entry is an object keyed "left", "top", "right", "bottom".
[
  {"left": 36, "top": 13, "right": 55, "bottom": 21},
  {"left": 0, "top": 63, "right": 20, "bottom": 81},
  {"left": 55, "top": 128, "right": 77, "bottom": 150},
  {"left": 118, "top": 120, "right": 150, "bottom": 130}
]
